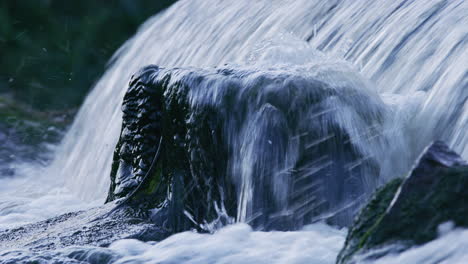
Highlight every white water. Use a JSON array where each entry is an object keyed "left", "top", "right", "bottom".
[
  {"left": 0, "top": 222, "right": 346, "bottom": 264},
  {"left": 0, "top": 0, "right": 467, "bottom": 262},
  {"left": 2, "top": 223, "right": 468, "bottom": 264},
  {"left": 50, "top": 0, "right": 466, "bottom": 204},
  {"left": 0, "top": 160, "right": 92, "bottom": 230},
  {"left": 67, "top": 226, "right": 468, "bottom": 264},
  {"left": 97, "top": 225, "right": 468, "bottom": 264},
  {"left": 109, "top": 223, "right": 346, "bottom": 264},
  {"left": 50, "top": 0, "right": 345, "bottom": 203}
]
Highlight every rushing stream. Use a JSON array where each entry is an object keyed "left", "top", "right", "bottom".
[{"left": 0, "top": 0, "right": 467, "bottom": 263}]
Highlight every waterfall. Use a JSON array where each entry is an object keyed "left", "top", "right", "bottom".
[{"left": 47, "top": 0, "right": 467, "bottom": 212}]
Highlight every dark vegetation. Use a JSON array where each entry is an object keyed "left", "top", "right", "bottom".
[{"left": 0, "top": 0, "right": 175, "bottom": 111}]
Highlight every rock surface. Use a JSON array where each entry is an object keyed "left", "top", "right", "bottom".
[
  {"left": 0, "top": 202, "right": 169, "bottom": 252},
  {"left": 107, "top": 64, "right": 387, "bottom": 231},
  {"left": 106, "top": 66, "right": 164, "bottom": 202},
  {"left": 337, "top": 141, "right": 468, "bottom": 264}
]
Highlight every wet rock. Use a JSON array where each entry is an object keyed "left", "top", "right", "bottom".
[
  {"left": 337, "top": 141, "right": 468, "bottom": 264},
  {"left": 108, "top": 65, "right": 386, "bottom": 232},
  {"left": 0, "top": 202, "right": 169, "bottom": 252},
  {"left": 106, "top": 66, "right": 164, "bottom": 202}
]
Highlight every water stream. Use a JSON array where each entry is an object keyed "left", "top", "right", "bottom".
[{"left": 0, "top": 0, "right": 466, "bottom": 262}]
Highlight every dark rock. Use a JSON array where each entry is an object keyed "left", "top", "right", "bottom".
[
  {"left": 107, "top": 64, "right": 385, "bottom": 232},
  {"left": 336, "top": 178, "right": 403, "bottom": 264},
  {"left": 106, "top": 66, "right": 164, "bottom": 203},
  {"left": 337, "top": 141, "right": 468, "bottom": 264}
]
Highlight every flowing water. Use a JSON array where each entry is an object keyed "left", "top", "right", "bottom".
[
  {"left": 54, "top": 0, "right": 467, "bottom": 203},
  {"left": 0, "top": 0, "right": 467, "bottom": 262}
]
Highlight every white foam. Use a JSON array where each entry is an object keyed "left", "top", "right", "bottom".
[
  {"left": 101, "top": 226, "right": 468, "bottom": 264},
  {"left": 371, "top": 229, "right": 468, "bottom": 264},
  {"left": 109, "top": 223, "right": 346, "bottom": 264},
  {"left": 0, "top": 161, "right": 97, "bottom": 230}
]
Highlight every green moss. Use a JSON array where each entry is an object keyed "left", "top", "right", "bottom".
[
  {"left": 144, "top": 163, "right": 162, "bottom": 195},
  {"left": 338, "top": 158, "right": 468, "bottom": 264},
  {"left": 337, "top": 177, "right": 403, "bottom": 264},
  {"left": 369, "top": 166, "right": 468, "bottom": 246},
  {"left": 357, "top": 212, "right": 385, "bottom": 249}
]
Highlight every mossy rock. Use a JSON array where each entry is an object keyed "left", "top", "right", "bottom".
[
  {"left": 336, "top": 178, "right": 403, "bottom": 264},
  {"left": 337, "top": 141, "right": 468, "bottom": 264},
  {"left": 108, "top": 64, "right": 388, "bottom": 233},
  {"left": 0, "top": 96, "right": 70, "bottom": 145},
  {"left": 106, "top": 65, "right": 235, "bottom": 232}
]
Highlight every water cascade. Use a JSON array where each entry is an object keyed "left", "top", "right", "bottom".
[
  {"left": 1, "top": 0, "right": 467, "bottom": 236},
  {"left": 51, "top": 0, "right": 466, "bottom": 214},
  {"left": 0, "top": 1, "right": 467, "bottom": 263}
]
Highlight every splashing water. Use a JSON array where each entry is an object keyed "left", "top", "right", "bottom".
[
  {"left": 2, "top": 224, "right": 468, "bottom": 264},
  {"left": 49, "top": 0, "right": 347, "bottom": 203},
  {"left": 49, "top": 0, "right": 466, "bottom": 205},
  {"left": 0, "top": 1, "right": 466, "bottom": 261}
]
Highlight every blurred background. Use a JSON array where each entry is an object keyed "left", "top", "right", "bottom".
[
  {"left": 0, "top": 0, "right": 176, "bottom": 167},
  {"left": 1, "top": 0, "right": 175, "bottom": 111}
]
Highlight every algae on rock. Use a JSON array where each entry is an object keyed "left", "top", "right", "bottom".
[{"left": 337, "top": 141, "right": 468, "bottom": 264}]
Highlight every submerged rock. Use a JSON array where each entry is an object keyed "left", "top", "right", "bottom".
[
  {"left": 108, "top": 64, "right": 389, "bottom": 232},
  {"left": 337, "top": 141, "right": 468, "bottom": 264}
]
